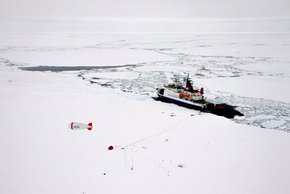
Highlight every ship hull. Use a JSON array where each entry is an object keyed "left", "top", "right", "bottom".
[
  {"left": 157, "top": 88, "right": 205, "bottom": 111},
  {"left": 156, "top": 88, "right": 243, "bottom": 118}
]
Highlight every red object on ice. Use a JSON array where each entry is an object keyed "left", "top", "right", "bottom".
[
  {"left": 108, "top": 145, "right": 114, "bottom": 150},
  {"left": 215, "top": 106, "right": 225, "bottom": 109},
  {"left": 200, "top": 87, "right": 204, "bottom": 95},
  {"left": 87, "top": 123, "right": 93, "bottom": 131}
]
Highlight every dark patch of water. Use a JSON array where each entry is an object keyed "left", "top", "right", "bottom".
[{"left": 19, "top": 64, "right": 138, "bottom": 72}]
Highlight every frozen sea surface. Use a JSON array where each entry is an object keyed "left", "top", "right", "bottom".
[
  {"left": 1, "top": 32, "right": 290, "bottom": 131},
  {"left": 1, "top": 31, "right": 290, "bottom": 194}
]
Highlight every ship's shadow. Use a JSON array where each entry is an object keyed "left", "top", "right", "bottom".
[{"left": 208, "top": 103, "right": 244, "bottom": 119}]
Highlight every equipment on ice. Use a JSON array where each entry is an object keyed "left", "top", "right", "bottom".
[
  {"left": 69, "top": 122, "right": 93, "bottom": 131},
  {"left": 155, "top": 75, "right": 243, "bottom": 118}
]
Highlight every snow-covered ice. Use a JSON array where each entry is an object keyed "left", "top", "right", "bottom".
[
  {"left": 1, "top": 31, "right": 290, "bottom": 194},
  {"left": 261, "top": 120, "right": 287, "bottom": 129}
]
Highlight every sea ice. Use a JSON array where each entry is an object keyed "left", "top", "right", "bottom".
[{"left": 261, "top": 120, "right": 287, "bottom": 129}]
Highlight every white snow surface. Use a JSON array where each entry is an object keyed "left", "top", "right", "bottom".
[
  {"left": 200, "top": 76, "right": 290, "bottom": 103},
  {"left": 1, "top": 32, "right": 290, "bottom": 194},
  {"left": 261, "top": 120, "right": 287, "bottom": 129},
  {"left": 85, "top": 71, "right": 140, "bottom": 80},
  {"left": 1, "top": 48, "right": 173, "bottom": 67}
]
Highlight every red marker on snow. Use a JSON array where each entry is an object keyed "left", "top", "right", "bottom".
[
  {"left": 108, "top": 145, "right": 114, "bottom": 150},
  {"left": 69, "top": 122, "right": 93, "bottom": 131}
]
